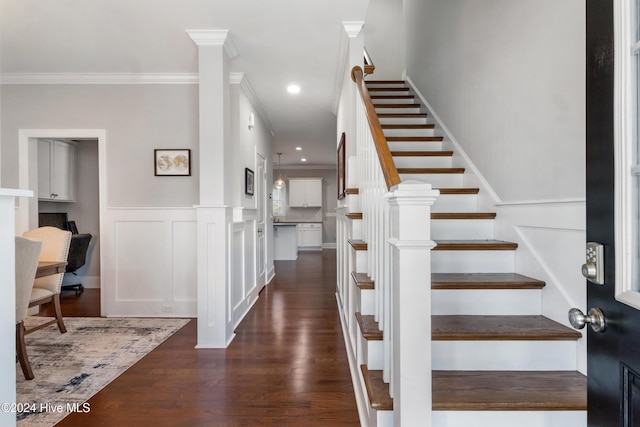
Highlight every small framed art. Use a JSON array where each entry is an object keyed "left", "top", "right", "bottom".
[
  {"left": 245, "top": 168, "right": 254, "bottom": 196},
  {"left": 154, "top": 149, "right": 191, "bottom": 176}
]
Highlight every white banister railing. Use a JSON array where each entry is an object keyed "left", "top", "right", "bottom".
[{"left": 347, "top": 66, "right": 439, "bottom": 426}]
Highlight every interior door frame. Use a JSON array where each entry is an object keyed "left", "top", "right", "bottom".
[{"left": 17, "top": 129, "right": 107, "bottom": 314}]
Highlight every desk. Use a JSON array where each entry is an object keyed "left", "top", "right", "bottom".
[{"left": 36, "top": 261, "right": 67, "bottom": 278}]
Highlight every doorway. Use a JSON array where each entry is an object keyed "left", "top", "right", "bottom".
[{"left": 18, "top": 129, "right": 107, "bottom": 314}]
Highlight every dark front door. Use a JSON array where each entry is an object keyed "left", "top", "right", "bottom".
[{"left": 586, "top": 1, "right": 640, "bottom": 425}]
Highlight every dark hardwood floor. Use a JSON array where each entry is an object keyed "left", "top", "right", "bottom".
[{"left": 47, "top": 249, "right": 360, "bottom": 427}]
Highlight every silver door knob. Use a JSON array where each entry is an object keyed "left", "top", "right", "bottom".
[{"left": 568, "top": 307, "right": 605, "bottom": 333}]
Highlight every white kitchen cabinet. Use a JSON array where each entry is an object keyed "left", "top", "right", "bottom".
[
  {"left": 38, "top": 139, "right": 76, "bottom": 202},
  {"left": 288, "top": 178, "right": 322, "bottom": 208},
  {"left": 297, "top": 223, "right": 322, "bottom": 250}
]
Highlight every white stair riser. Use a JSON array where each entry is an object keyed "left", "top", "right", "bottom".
[
  {"left": 375, "top": 107, "right": 422, "bottom": 114},
  {"left": 346, "top": 193, "right": 361, "bottom": 211},
  {"left": 433, "top": 411, "right": 586, "bottom": 427},
  {"left": 372, "top": 97, "right": 416, "bottom": 105},
  {"left": 383, "top": 128, "right": 435, "bottom": 137},
  {"left": 351, "top": 220, "right": 363, "bottom": 240},
  {"left": 432, "top": 194, "right": 478, "bottom": 212},
  {"left": 388, "top": 141, "right": 443, "bottom": 151},
  {"left": 359, "top": 288, "right": 375, "bottom": 315},
  {"left": 431, "top": 219, "right": 494, "bottom": 240},
  {"left": 432, "top": 250, "right": 515, "bottom": 273},
  {"left": 368, "top": 90, "right": 410, "bottom": 96},
  {"left": 378, "top": 117, "right": 427, "bottom": 125},
  {"left": 359, "top": 334, "right": 384, "bottom": 370},
  {"left": 432, "top": 289, "right": 541, "bottom": 315},
  {"left": 399, "top": 173, "right": 463, "bottom": 187},
  {"left": 354, "top": 249, "right": 368, "bottom": 273},
  {"left": 432, "top": 341, "right": 578, "bottom": 371},
  {"left": 393, "top": 156, "right": 452, "bottom": 169}
]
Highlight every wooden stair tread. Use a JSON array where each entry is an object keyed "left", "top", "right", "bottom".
[
  {"left": 432, "top": 315, "right": 582, "bottom": 341},
  {"left": 398, "top": 167, "right": 464, "bottom": 174},
  {"left": 434, "top": 240, "right": 518, "bottom": 251},
  {"left": 431, "top": 212, "right": 496, "bottom": 220},
  {"left": 361, "top": 365, "right": 393, "bottom": 410},
  {"left": 378, "top": 113, "right": 427, "bottom": 119},
  {"left": 373, "top": 103, "right": 421, "bottom": 108},
  {"left": 346, "top": 212, "right": 363, "bottom": 220},
  {"left": 382, "top": 124, "right": 435, "bottom": 129},
  {"left": 355, "top": 313, "right": 383, "bottom": 340},
  {"left": 392, "top": 151, "right": 453, "bottom": 157},
  {"left": 432, "top": 370, "right": 586, "bottom": 411},
  {"left": 432, "top": 273, "right": 545, "bottom": 290},
  {"left": 348, "top": 239, "right": 367, "bottom": 251},
  {"left": 371, "top": 95, "right": 415, "bottom": 100},
  {"left": 345, "top": 187, "right": 359, "bottom": 195},
  {"left": 436, "top": 188, "right": 479, "bottom": 195},
  {"left": 387, "top": 136, "right": 444, "bottom": 142},
  {"left": 368, "top": 87, "right": 409, "bottom": 92},
  {"left": 366, "top": 80, "right": 405, "bottom": 84},
  {"left": 351, "top": 272, "right": 374, "bottom": 290}
]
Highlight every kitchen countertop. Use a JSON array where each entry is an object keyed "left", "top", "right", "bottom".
[{"left": 273, "top": 221, "right": 322, "bottom": 224}]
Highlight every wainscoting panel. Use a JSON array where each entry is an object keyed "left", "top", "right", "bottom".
[
  {"left": 103, "top": 208, "right": 197, "bottom": 317},
  {"left": 115, "top": 220, "right": 165, "bottom": 301}
]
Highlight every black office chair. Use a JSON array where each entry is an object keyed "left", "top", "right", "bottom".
[{"left": 61, "top": 233, "right": 92, "bottom": 295}]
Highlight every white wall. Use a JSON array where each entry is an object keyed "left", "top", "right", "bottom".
[
  {"left": 1, "top": 84, "right": 199, "bottom": 207},
  {"left": 364, "top": 0, "right": 405, "bottom": 79},
  {"left": 404, "top": 0, "right": 585, "bottom": 202}
]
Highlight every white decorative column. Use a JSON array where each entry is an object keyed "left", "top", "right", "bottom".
[
  {"left": 0, "top": 188, "right": 33, "bottom": 427},
  {"left": 187, "top": 29, "right": 239, "bottom": 348},
  {"left": 386, "top": 181, "right": 438, "bottom": 427}
]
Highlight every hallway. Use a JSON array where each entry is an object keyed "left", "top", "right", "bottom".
[{"left": 54, "top": 249, "right": 360, "bottom": 427}]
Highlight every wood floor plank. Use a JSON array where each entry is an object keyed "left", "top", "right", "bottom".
[
  {"left": 432, "top": 315, "right": 582, "bottom": 341},
  {"left": 53, "top": 250, "right": 361, "bottom": 427},
  {"left": 433, "top": 370, "right": 587, "bottom": 410}
]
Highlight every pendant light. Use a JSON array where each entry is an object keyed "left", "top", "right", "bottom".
[{"left": 274, "top": 153, "right": 285, "bottom": 189}]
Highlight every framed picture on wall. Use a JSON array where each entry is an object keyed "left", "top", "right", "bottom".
[
  {"left": 337, "top": 133, "right": 346, "bottom": 199},
  {"left": 154, "top": 149, "right": 191, "bottom": 176},
  {"left": 245, "top": 168, "right": 254, "bottom": 196}
]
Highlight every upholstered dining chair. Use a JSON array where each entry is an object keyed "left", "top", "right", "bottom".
[
  {"left": 23, "top": 226, "right": 72, "bottom": 335},
  {"left": 15, "top": 236, "right": 42, "bottom": 380}
]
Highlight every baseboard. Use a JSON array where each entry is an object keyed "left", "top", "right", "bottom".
[{"left": 323, "top": 243, "right": 337, "bottom": 249}]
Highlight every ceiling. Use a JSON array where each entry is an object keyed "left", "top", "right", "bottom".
[{"left": 0, "top": 0, "right": 370, "bottom": 167}]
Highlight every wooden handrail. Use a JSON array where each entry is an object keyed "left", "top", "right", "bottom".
[{"left": 351, "top": 66, "right": 401, "bottom": 190}]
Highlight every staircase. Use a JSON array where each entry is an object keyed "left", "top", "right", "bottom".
[{"left": 340, "top": 79, "right": 587, "bottom": 426}]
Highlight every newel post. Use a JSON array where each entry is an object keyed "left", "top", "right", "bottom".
[{"left": 386, "top": 181, "right": 438, "bottom": 426}]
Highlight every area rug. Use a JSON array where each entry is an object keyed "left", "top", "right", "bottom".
[{"left": 15, "top": 317, "right": 190, "bottom": 427}]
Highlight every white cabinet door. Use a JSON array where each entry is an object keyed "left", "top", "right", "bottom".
[
  {"left": 297, "top": 223, "right": 322, "bottom": 249},
  {"left": 38, "top": 139, "right": 76, "bottom": 202},
  {"left": 289, "top": 178, "right": 322, "bottom": 207}
]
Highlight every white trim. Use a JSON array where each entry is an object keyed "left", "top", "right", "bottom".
[
  {"left": 18, "top": 128, "right": 108, "bottom": 314},
  {"left": 1, "top": 73, "right": 199, "bottom": 85},
  {"left": 229, "top": 72, "right": 275, "bottom": 136},
  {"left": 322, "top": 243, "right": 337, "bottom": 249},
  {"left": 332, "top": 21, "right": 365, "bottom": 115},
  {"left": 614, "top": 0, "right": 640, "bottom": 309},
  {"left": 185, "top": 29, "right": 239, "bottom": 58}
]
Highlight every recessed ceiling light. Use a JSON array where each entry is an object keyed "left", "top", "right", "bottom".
[
  {"left": 287, "top": 84, "right": 301, "bottom": 94},
  {"left": 301, "top": 158, "right": 307, "bottom": 162},
  {"left": 295, "top": 147, "right": 302, "bottom": 151}
]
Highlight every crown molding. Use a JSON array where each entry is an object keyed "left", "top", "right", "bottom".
[
  {"left": 229, "top": 72, "right": 275, "bottom": 136},
  {"left": 342, "top": 21, "right": 365, "bottom": 38},
  {"left": 185, "top": 29, "right": 239, "bottom": 58},
  {"left": 0, "top": 73, "right": 199, "bottom": 85}
]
